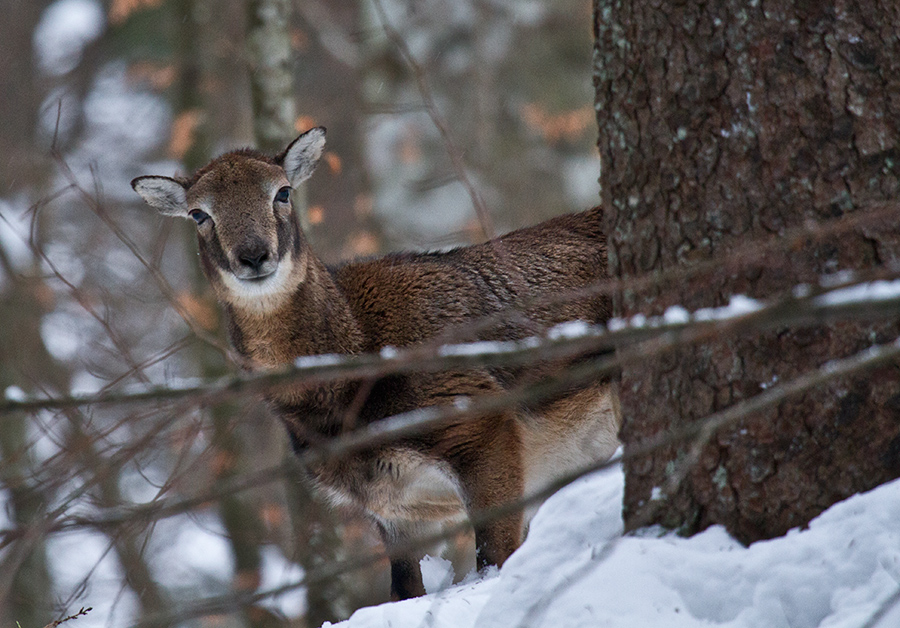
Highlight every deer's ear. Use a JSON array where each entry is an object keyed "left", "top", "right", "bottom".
[
  {"left": 278, "top": 127, "right": 326, "bottom": 187},
  {"left": 131, "top": 176, "right": 189, "bottom": 217}
]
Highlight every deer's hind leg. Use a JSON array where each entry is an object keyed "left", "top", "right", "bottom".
[
  {"left": 363, "top": 446, "right": 468, "bottom": 600},
  {"left": 436, "top": 412, "right": 525, "bottom": 572},
  {"left": 414, "top": 371, "right": 526, "bottom": 572}
]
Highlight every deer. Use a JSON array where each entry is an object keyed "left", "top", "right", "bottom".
[{"left": 132, "top": 127, "right": 620, "bottom": 600}]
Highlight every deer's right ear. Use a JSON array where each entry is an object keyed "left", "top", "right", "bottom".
[{"left": 131, "top": 176, "right": 189, "bottom": 217}]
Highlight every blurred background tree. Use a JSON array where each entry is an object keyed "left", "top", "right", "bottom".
[{"left": 0, "top": 0, "right": 601, "bottom": 626}]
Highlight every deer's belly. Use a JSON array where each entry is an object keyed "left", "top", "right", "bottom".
[{"left": 315, "top": 447, "right": 467, "bottom": 523}]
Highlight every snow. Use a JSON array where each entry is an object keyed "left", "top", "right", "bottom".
[
  {"left": 34, "top": 0, "right": 105, "bottom": 76},
  {"left": 820, "top": 270, "right": 857, "bottom": 288},
  {"left": 420, "top": 555, "right": 455, "bottom": 595},
  {"left": 436, "top": 337, "right": 539, "bottom": 357},
  {"left": 40, "top": 311, "right": 82, "bottom": 361},
  {"left": 379, "top": 346, "right": 399, "bottom": 359},
  {"left": 629, "top": 312, "right": 648, "bottom": 327},
  {"left": 257, "top": 545, "right": 308, "bottom": 618},
  {"left": 325, "top": 462, "right": 900, "bottom": 628},
  {"left": 563, "top": 154, "right": 603, "bottom": 207},
  {"left": 3, "top": 386, "right": 27, "bottom": 402},
  {"left": 0, "top": 196, "right": 34, "bottom": 273},
  {"left": 46, "top": 528, "right": 139, "bottom": 627},
  {"left": 294, "top": 353, "right": 347, "bottom": 368},
  {"left": 815, "top": 279, "right": 900, "bottom": 306},
  {"left": 663, "top": 305, "right": 691, "bottom": 324},
  {"left": 693, "top": 294, "right": 764, "bottom": 321},
  {"left": 547, "top": 319, "right": 591, "bottom": 340}
]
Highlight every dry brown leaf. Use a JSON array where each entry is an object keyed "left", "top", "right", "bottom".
[
  {"left": 210, "top": 450, "right": 236, "bottom": 477},
  {"left": 308, "top": 205, "right": 325, "bottom": 225},
  {"left": 347, "top": 231, "right": 379, "bottom": 256},
  {"left": 294, "top": 115, "right": 317, "bottom": 133},
  {"left": 260, "top": 502, "right": 286, "bottom": 528},
  {"left": 520, "top": 103, "right": 593, "bottom": 143},
  {"left": 399, "top": 130, "right": 422, "bottom": 164},
  {"left": 324, "top": 151, "right": 342, "bottom": 175},
  {"left": 108, "top": 0, "right": 164, "bottom": 25},
  {"left": 290, "top": 27, "right": 309, "bottom": 51},
  {"left": 168, "top": 110, "right": 201, "bottom": 160},
  {"left": 233, "top": 569, "right": 262, "bottom": 592},
  {"left": 175, "top": 290, "right": 218, "bottom": 331},
  {"left": 127, "top": 62, "right": 176, "bottom": 90}
]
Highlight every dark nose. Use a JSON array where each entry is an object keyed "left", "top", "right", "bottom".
[{"left": 237, "top": 244, "right": 269, "bottom": 272}]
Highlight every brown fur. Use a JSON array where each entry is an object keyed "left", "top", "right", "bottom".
[{"left": 132, "top": 128, "right": 620, "bottom": 600}]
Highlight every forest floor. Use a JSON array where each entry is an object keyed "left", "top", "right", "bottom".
[{"left": 327, "top": 459, "right": 900, "bottom": 628}]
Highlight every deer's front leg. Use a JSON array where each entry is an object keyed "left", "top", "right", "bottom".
[{"left": 376, "top": 519, "right": 428, "bottom": 600}]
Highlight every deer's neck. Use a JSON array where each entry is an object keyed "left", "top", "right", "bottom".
[{"left": 225, "top": 255, "right": 364, "bottom": 370}]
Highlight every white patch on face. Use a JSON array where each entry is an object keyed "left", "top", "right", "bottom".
[{"left": 218, "top": 253, "right": 306, "bottom": 314}]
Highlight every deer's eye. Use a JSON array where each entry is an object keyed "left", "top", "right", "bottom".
[
  {"left": 274, "top": 186, "right": 291, "bottom": 204},
  {"left": 189, "top": 209, "right": 210, "bottom": 225}
]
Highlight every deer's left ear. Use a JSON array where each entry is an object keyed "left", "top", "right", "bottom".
[
  {"left": 278, "top": 127, "right": 326, "bottom": 187},
  {"left": 131, "top": 176, "right": 189, "bottom": 217}
]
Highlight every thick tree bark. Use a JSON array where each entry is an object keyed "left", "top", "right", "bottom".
[
  {"left": 594, "top": 0, "right": 900, "bottom": 542},
  {"left": 0, "top": 0, "right": 51, "bottom": 191},
  {"left": 0, "top": 272, "right": 67, "bottom": 628},
  {"left": 246, "top": 0, "right": 296, "bottom": 153}
]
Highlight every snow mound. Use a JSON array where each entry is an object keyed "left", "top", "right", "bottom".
[
  {"left": 327, "top": 463, "right": 900, "bottom": 628},
  {"left": 420, "top": 554, "right": 455, "bottom": 595}
]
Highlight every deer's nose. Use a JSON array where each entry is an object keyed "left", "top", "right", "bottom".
[{"left": 236, "top": 244, "right": 270, "bottom": 273}]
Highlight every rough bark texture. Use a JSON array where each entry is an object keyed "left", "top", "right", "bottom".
[
  {"left": 594, "top": 0, "right": 900, "bottom": 542},
  {"left": 0, "top": 0, "right": 50, "bottom": 191},
  {"left": 246, "top": 0, "right": 296, "bottom": 154},
  {"left": 0, "top": 270, "right": 69, "bottom": 627}
]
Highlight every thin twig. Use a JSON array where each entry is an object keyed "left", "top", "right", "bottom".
[
  {"left": 43, "top": 606, "right": 92, "bottom": 628},
  {"left": 49, "top": 150, "right": 233, "bottom": 357},
  {"left": 128, "top": 328, "right": 900, "bottom": 627},
  {"left": 370, "top": 0, "right": 495, "bottom": 240}
]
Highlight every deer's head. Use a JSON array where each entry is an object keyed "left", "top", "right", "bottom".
[{"left": 132, "top": 127, "right": 326, "bottom": 313}]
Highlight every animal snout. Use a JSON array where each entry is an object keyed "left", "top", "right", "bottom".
[
  {"left": 235, "top": 241, "right": 272, "bottom": 276},
  {"left": 239, "top": 249, "right": 268, "bottom": 271}
]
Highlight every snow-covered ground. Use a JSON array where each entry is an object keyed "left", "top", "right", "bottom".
[{"left": 327, "top": 462, "right": 900, "bottom": 628}]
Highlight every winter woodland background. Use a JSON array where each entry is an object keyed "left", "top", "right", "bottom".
[
  {"left": 1, "top": 0, "right": 602, "bottom": 626},
  {"left": 2, "top": 1, "right": 900, "bottom": 627}
]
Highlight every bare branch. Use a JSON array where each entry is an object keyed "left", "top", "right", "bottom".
[
  {"left": 125, "top": 326, "right": 900, "bottom": 626},
  {"left": 49, "top": 151, "right": 233, "bottom": 357},
  {"left": 370, "top": 0, "right": 495, "bottom": 240},
  {"left": 3, "top": 275, "right": 898, "bottom": 414},
  {"left": 43, "top": 606, "right": 92, "bottom": 628}
]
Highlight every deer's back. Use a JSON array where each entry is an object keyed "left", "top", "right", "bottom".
[{"left": 332, "top": 207, "right": 609, "bottom": 350}]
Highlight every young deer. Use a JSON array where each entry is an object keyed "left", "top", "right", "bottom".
[{"left": 132, "top": 128, "right": 620, "bottom": 600}]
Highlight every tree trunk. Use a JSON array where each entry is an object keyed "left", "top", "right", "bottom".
[
  {"left": 594, "top": 0, "right": 900, "bottom": 542},
  {"left": 295, "top": 0, "right": 384, "bottom": 262},
  {"left": 0, "top": 0, "right": 50, "bottom": 192},
  {"left": 0, "top": 272, "right": 66, "bottom": 628},
  {"left": 246, "top": 0, "right": 296, "bottom": 154},
  {"left": 246, "top": 2, "right": 350, "bottom": 623}
]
